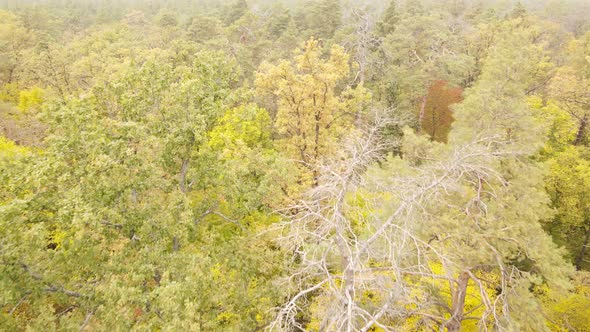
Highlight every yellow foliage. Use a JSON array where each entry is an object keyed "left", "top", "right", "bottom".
[
  {"left": 18, "top": 87, "right": 45, "bottom": 112},
  {"left": 0, "top": 83, "right": 19, "bottom": 103},
  {"left": 0, "top": 135, "right": 28, "bottom": 158},
  {"left": 542, "top": 272, "right": 590, "bottom": 331},
  {"left": 401, "top": 263, "right": 500, "bottom": 331},
  {"left": 255, "top": 37, "right": 370, "bottom": 188},
  {"left": 528, "top": 96, "right": 577, "bottom": 156}
]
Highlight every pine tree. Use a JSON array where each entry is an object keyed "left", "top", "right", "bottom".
[{"left": 377, "top": 0, "right": 399, "bottom": 36}]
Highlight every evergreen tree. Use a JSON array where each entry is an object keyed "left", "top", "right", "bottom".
[
  {"left": 377, "top": 0, "right": 399, "bottom": 36},
  {"left": 223, "top": 0, "right": 248, "bottom": 26}
]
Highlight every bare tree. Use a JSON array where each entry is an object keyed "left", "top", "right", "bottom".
[
  {"left": 343, "top": 7, "right": 381, "bottom": 85},
  {"left": 267, "top": 111, "right": 569, "bottom": 331}
]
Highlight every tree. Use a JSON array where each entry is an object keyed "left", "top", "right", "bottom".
[
  {"left": 0, "top": 1, "right": 588, "bottom": 330},
  {"left": 0, "top": 10, "right": 36, "bottom": 85},
  {"left": 549, "top": 67, "right": 590, "bottom": 146},
  {"left": 377, "top": 0, "right": 399, "bottom": 36},
  {"left": 294, "top": 0, "right": 342, "bottom": 41},
  {"left": 223, "top": 0, "right": 248, "bottom": 26},
  {"left": 186, "top": 15, "right": 222, "bottom": 43},
  {"left": 0, "top": 50, "right": 285, "bottom": 331},
  {"left": 375, "top": 6, "right": 474, "bottom": 117},
  {"left": 542, "top": 271, "right": 590, "bottom": 331},
  {"left": 26, "top": 42, "right": 74, "bottom": 102},
  {"left": 419, "top": 80, "right": 462, "bottom": 143},
  {"left": 544, "top": 146, "right": 590, "bottom": 270},
  {"left": 541, "top": 32, "right": 590, "bottom": 272},
  {"left": 263, "top": 3, "right": 292, "bottom": 40},
  {"left": 255, "top": 38, "right": 370, "bottom": 189},
  {"left": 336, "top": 6, "right": 381, "bottom": 85},
  {"left": 269, "top": 26, "right": 573, "bottom": 332},
  {"left": 510, "top": 1, "right": 528, "bottom": 20},
  {"left": 155, "top": 8, "right": 178, "bottom": 28}
]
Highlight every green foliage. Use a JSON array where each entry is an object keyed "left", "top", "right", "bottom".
[
  {"left": 223, "top": 0, "right": 248, "bottom": 26},
  {"left": 0, "top": 1, "right": 588, "bottom": 330},
  {"left": 186, "top": 15, "right": 222, "bottom": 42},
  {"left": 375, "top": 6, "right": 475, "bottom": 111},
  {"left": 155, "top": 8, "right": 178, "bottom": 27},
  {"left": 0, "top": 45, "right": 284, "bottom": 331},
  {"left": 396, "top": 23, "right": 575, "bottom": 329},
  {"left": 377, "top": 0, "right": 399, "bottom": 36},
  {"left": 264, "top": 3, "right": 292, "bottom": 40},
  {"left": 0, "top": 9, "right": 36, "bottom": 85},
  {"left": 294, "top": 0, "right": 342, "bottom": 40}
]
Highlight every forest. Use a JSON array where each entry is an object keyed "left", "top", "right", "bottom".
[{"left": 1, "top": 0, "right": 590, "bottom": 330}]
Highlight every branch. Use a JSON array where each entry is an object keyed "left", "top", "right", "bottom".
[{"left": 79, "top": 308, "right": 96, "bottom": 331}]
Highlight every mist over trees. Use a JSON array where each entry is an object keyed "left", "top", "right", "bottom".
[{"left": 1, "top": 0, "right": 590, "bottom": 331}]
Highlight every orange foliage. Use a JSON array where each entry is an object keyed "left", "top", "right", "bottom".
[{"left": 419, "top": 80, "right": 463, "bottom": 142}]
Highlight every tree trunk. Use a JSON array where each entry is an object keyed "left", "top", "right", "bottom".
[
  {"left": 173, "top": 236, "right": 180, "bottom": 252},
  {"left": 575, "top": 225, "right": 590, "bottom": 270},
  {"left": 8, "top": 65, "right": 15, "bottom": 83},
  {"left": 179, "top": 135, "right": 196, "bottom": 193},
  {"left": 573, "top": 117, "right": 587, "bottom": 146},
  {"left": 179, "top": 158, "right": 190, "bottom": 193},
  {"left": 313, "top": 110, "right": 321, "bottom": 187},
  {"left": 418, "top": 94, "right": 428, "bottom": 132},
  {"left": 430, "top": 106, "right": 438, "bottom": 140},
  {"left": 446, "top": 271, "right": 470, "bottom": 332}
]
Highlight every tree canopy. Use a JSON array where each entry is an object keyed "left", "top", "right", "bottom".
[{"left": 1, "top": 0, "right": 590, "bottom": 330}]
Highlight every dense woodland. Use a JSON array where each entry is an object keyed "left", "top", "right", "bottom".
[{"left": 1, "top": 0, "right": 590, "bottom": 330}]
